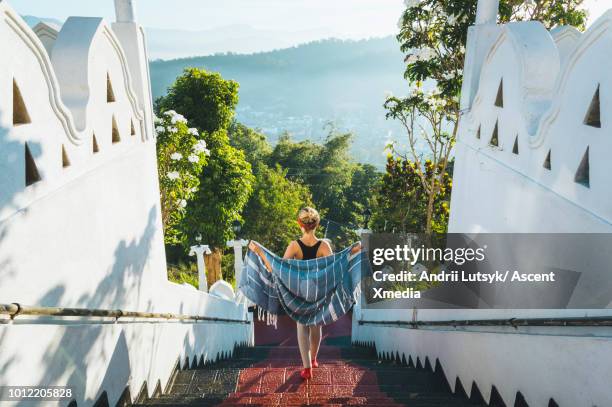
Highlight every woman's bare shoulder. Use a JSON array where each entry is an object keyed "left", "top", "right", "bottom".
[
  {"left": 283, "top": 240, "right": 299, "bottom": 259},
  {"left": 318, "top": 239, "right": 333, "bottom": 256}
]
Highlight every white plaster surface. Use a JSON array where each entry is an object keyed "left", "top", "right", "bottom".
[
  {"left": 353, "top": 305, "right": 612, "bottom": 407},
  {"left": 209, "top": 280, "right": 236, "bottom": 301},
  {"left": 0, "top": 1, "right": 253, "bottom": 405},
  {"left": 354, "top": 5, "right": 612, "bottom": 407}
]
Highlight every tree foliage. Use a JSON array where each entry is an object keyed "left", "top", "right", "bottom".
[
  {"left": 398, "top": 0, "right": 587, "bottom": 99},
  {"left": 242, "top": 163, "right": 313, "bottom": 254},
  {"left": 155, "top": 110, "right": 209, "bottom": 245},
  {"left": 372, "top": 156, "right": 452, "bottom": 234},
  {"left": 228, "top": 121, "right": 272, "bottom": 166},
  {"left": 180, "top": 129, "right": 254, "bottom": 249},
  {"left": 158, "top": 68, "right": 254, "bottom": 251},
  {"left": 157, "top": 68, "right": 239, "bottom": 134},
  {"left": 384, "top": 83, "right": 454, "bottom": 234},
  {"left": 268, "top": 129, "right": 381, "bottom": 246}
]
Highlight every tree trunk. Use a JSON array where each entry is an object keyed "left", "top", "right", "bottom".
[
  {"left": 204, "top": 248, "right": 223, "bottom": 287},
  {"left": 425, "top": 191, "right": 435, "bottom": 236}
]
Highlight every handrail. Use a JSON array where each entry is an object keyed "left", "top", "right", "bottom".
[
  {"left": 0, "top": 303, "right": 250, "bottom": 324},
  {"left": 359, "top": 316, "right": 612, "bottom": 328}
]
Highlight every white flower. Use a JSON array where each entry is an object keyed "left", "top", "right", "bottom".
[
  {"left": 406, "top": 54, "right": 419, "bottom": 64},
  {"left": 193, "top": 140, "right": 208, "bottom": 154},
  {"left": 524, "top": 0, "right": 535, "bottom": 5},
  {"left": 188, "top": 128, "right": 199, "bottom": 136},
  {"left": 167, "top": 127, "right": 178, "bottom": 134},
  {"left": 447, "top": 13, "right": 458, "bottom": 25},
  {"left": 171, "top": 113, "right": 187, "bottom": 124},
  {"left": 164, "top": 110, "right": 177, "bottom": 117},
  {"left": 417, "top": 47, "right": 436, "bottom": 61},
  {"left": 171, "top": 152, "right": 183, "bottom": 161},
  {"left": 190, "top": 187, "right": 199, "bottom": 193},
  {"left": 167, "top": 171, "right": 180, "bottom": 180},
  {"left": 188, "top": 154, "right": 199, "bottom": 163},
  {"left": 404, "top": 0, "right": 421, "bottom": 8},
  {"left": 178, "top": 199, "right": 187, "bottom": 208},
  {"left": 156, "top": 126, "right": 164, "bottom": 133}
]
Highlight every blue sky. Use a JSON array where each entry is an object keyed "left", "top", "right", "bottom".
[{"left": 10, "top": 0, "right": 406, "bottom": 38}]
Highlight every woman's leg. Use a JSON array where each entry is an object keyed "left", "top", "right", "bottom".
[
  {"left": 296, "top": 323, "right": 312, "bottom": 368},
  {"left": 309, "top": 325, "right": 322, "bottom": 362}
]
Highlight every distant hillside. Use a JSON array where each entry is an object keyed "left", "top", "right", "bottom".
[
  {"left": 150, "top": 37, "right": 408, "bottom": 167},
  {"left": 145, "top": 25, "right": 337, "bottom": 60}
]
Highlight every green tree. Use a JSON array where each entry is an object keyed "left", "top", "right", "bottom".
[
  {"left": 157, "top": 68, "right": 253, "bottom": 281},
  {"left": 155, "top": 110, "right": 209, "bottom": 245},
  {"left": 228, "top": 121, "right": 272, "bottom": 165},
  {"left": 388, "top": 0, "right": 587, "bottom": 233},
  {"left": 398, "top": 0, "right": 587, "bottom": 98},
  {"left": 371, "top": 155, "right": 452, "bottom": 234},
  {"left": 242, "top": 163, "right": 313, "bottom": 254},
  {"left": 180, "top": 128, "right": 254, "bottom": 250},
  {"left": 157, "top": 68, "right": 239, "bottom": 134},
  {"left": 268, "top": 128, "right": 380, "bottom": 246}
]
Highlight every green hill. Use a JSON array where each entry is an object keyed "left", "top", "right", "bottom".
[{"left": 150, "top": 37, "right": 408, "bottom": 167}]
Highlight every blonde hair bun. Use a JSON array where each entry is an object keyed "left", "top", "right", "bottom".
[{"left": 298, "top": 207, "right": 320, "bottom": 229}]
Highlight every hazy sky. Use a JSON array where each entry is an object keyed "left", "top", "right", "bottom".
[
  {"left": 584, "top": 0, "right": 609, "bottom": 23},
  {"left": 9, "top": 0, "right": 611, "bottom": 37},
  {"left": 10, "top": 0, "right": 406, "bottom": 38}
]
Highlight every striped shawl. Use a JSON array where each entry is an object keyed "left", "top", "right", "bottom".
[{"left": 238, "top": 242, "right": 363, "bottom": 326}]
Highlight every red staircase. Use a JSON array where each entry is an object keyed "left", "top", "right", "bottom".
[{"left": 135, "top": 313, "right": 485, "bottom": 406}]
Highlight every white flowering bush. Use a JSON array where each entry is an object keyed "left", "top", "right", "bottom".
[
  {"left": 398, "top": 0, "right": 586, "bottom": 100},
  {"left": 156, "top": 110, "right": 210, "bottom": 244}
]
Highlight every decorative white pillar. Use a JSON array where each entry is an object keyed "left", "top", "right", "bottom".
[
  {"left": 227, "top": 239, "right": 249, "bottom": 285},
  {"left": 114, "top": 0, "right": 136, "bottom": 23},
  {"left": 475, "top": 0, "right": 500, "bottom": 25},
  {"left": 111, "top": 0, "right": 155, "bottom": 141},
  {"left": 354, "top": 228, "right": 372, "bottom": 237},
  {"left": 460, "top": 0, "right": 501, "bottom": 111},
  {"left": 189, "top": 244, "right": 212, "bottom": 292}
]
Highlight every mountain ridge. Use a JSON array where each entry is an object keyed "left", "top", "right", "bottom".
[{"left": 150, "top": 36, "right": 408, "bottom": 167}]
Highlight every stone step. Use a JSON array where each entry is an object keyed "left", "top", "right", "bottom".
[{"left": 135, "top": 345, "right": 486, "bottom": 407}]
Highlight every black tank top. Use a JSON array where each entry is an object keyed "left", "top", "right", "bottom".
[{"left": 297, "top": 239, "right": 322, "bottom": 260}]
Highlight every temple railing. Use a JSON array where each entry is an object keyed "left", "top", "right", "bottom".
[
  {"left": 0, "top": 303, "right": 250, "bottom": 324},
  {"left": 358, "top": 316, "right": 612, "bottom": 328}
]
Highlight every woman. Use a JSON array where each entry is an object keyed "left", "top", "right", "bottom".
[{"left": 249, "top": 207, "right": 360, "bottom": 380}]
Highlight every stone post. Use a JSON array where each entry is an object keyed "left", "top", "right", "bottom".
[
  {"left": 227, "top": 239, "right": 249, "bottom": 286},
  {"left": 189, "top": 244, "right": 212, "bottom": 292}
]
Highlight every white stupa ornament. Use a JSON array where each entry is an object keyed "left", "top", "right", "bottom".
[
  {"left": 114, "top": 0, "right": 136, "bottom": 23},
  {"left": 475, "top": 0, "right": 500, "bottom": 25}
]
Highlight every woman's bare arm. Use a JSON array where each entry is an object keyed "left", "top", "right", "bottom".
[
  {"left": 350, "top": 242, "right": 362, "bottom": 255},
  {"left": 248, "top": 241, "right": 273, "bottom": 273}
]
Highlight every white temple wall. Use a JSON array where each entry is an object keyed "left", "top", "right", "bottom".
[{"left": 0, "top": 2, "right": 253, "bottom": 405}]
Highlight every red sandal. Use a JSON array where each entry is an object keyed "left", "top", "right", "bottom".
[{"left": 300, "top": 367, "right": 312, "bottom": 380}]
